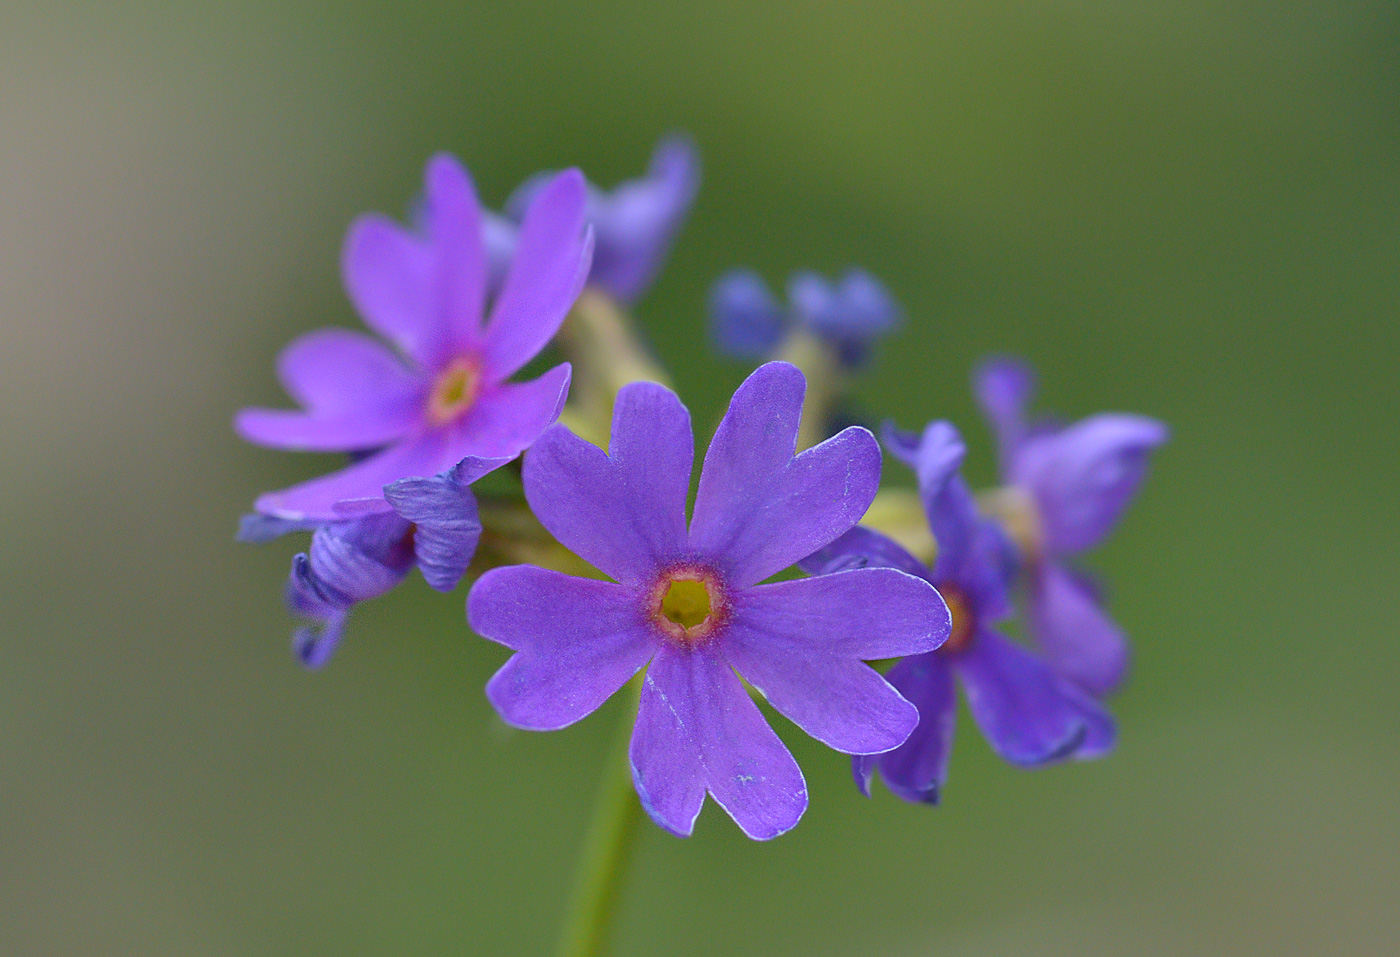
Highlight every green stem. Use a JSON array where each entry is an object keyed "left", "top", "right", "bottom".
[{"left": 556, "top": 682, "right": 645, "bottom": 957}]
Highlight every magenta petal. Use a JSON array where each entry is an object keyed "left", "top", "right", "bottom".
[
  {"left": 470, "top": 567, "right": 653, "bottom": 731},
  {"left": 275, "top": 328, "right": 423, "bottom": 413},
  {"left": 955, "top": 629, "right": 1103, "bottom": 766},
  {"left": 455, "top": 363, "right": 572, "bottom": 459},
  {"left": 341, "top": 213, "right": 441, "bottom": 367},
  {"left": 253, "top": 432, "right": 448, "bottom": 521},
  {"left": 722, "top": 637, "right": 919, "bottom": 756},
  {"left": 522, "top": 380, "right": 691, "bottom": 586},
  {"left": 690, "top": 362, "right": 881, "bottom": 586},
  {"left": 423, "top": 153, "right": 489, "bottom": 357},
  {"left": 722, "top": 569, "right": 945, "bottom": 755},
  {"left": 481, "top": 169, "right": 593, "bottom": 381},
  {"left": 629, "top": 646, "right": 806, "bottom": 840},
  {"left": 1014, "top": 413, "right": 1169, "bottom": 554},
  {"left": 1029, "top": 562, "right": 1130, "bottom": 697},
  {"left": 972, "top": 356, "right": 1036, "bottom": 474},
  {"left": 873, "top": 652, "right": 958, "bottom": 803},
  {"left": 732, "top": 569, "right": 949, "bottom": 660},
  {"left": 234, "top": 406, "right": 420, "bottom": 453},
  {"left": 234, "top": 328, "right": 424, "bottom": 451}
]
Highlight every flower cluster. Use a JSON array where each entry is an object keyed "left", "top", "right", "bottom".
[{"left": 237, "top": 136, "right": 1166, "bottom": 837}]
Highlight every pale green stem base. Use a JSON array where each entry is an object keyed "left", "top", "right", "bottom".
[{"left": 556, "top": 682, "right": 645, "bottom": 957}]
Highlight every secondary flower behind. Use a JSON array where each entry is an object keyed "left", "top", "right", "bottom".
[
  {"left": 710, "top": 267, "right": 901, "bottom": 368},
  {"left": 468, "top": 362, "right": 950, "bottom": 839},
  {"left": 804, "top": 420, "right": 1114, "bottom": 805},
  {"left": 974, "top": 358, "right": 1169, "bottom": 696},
  {"left": 236, "top": 153, "right": 593, "bottom": 522},
  {"left": 490, "top": 134, "right": 700, "bottom": 304}
]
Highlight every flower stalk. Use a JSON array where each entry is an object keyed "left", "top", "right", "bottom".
[{"left": 556, "top": 680, "right": 645, "bottom": 957}]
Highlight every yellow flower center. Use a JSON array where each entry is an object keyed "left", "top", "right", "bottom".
[
  {"left": 650, "top": 566, "right": 726, "bottom": 647},
  {"left": 940, "top": 585, "right": 977, "bottom": 655},
  {"left": 661, "top": 579, "right": 711, "bottom": 629},
  {"left": 427, "top": 357, "right": 481, "bottom": 426}
]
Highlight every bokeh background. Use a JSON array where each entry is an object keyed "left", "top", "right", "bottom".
[{"left": 3, "top": 1, "right": 1397, "bottom": 953}]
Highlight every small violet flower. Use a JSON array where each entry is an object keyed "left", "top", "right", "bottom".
[
  {"left": 490, "top": 134, "right": 700, "bottom": 303},
  {"left": 468, "top": 362, "right": 949, "bottom": 839},
  {"left": 271, "top": 456, "right": 506, "bottom": 668},
  {"left": 974, "top": 357, "right": 1169, "bottom": 696},
  {"left": 803, "top": 420, "right": 1114, "bottom": 805},
  {"left": 236, "top": 153, "right": 593, "bottom": 521},
  {"left": 710, "top": 268, "right": 901, "bottom": 368}
]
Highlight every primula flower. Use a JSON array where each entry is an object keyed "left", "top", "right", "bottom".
[
  {"left": 490, "top": 134, "right": 700, "bottom": 303},
  {"left": 236, "top": 153, "right": 593, "bottom": 521},
  {"left": 975, "top": 357, "right": 1168, "bottom": 696},
  {"left": 804, "top": 420, "right": 1114, "bottom": 805},
  {"left": 468, "top": 362, "right": 949, "bottom": 839},
  {"left": 268, "top": 455, "right": 508, "bottom": 668},
  {"left": 710, "top": 268, "right": 901, "bottom": 368}
]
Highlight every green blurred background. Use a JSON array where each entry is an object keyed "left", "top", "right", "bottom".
[{"left": 2, "top": 1, "right": 1397, "bottom": 953}]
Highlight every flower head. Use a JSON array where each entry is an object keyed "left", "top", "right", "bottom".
[
  {"left": 804, "top": 420, "right": 1114, "bottom": 805},
  {"left": 468, "top": 362, "right": 948, "bottom": 839},
  {"left": 974, "top": 357, "right": 1169, "bottom": 695},
  {"left": 710, "top": 268, "right": 901, "bottom": 368},
  {"left": 265, "top": 455, "right": 506, "bottom": 667},
  {"left": 236, "top": 153, "right": 593, "bottom": 521},
  {"left": 493, "top": 134, "right": 700, "bottom": 303}
]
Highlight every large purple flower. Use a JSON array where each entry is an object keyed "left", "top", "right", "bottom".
[
  {"left": 975, "top": 358, "right": 1169, "bottom": 696},
  {"left": 236, "top": 153, "right": 594, "bottom": 521},
  {"left": 804, "top": 421, "right": 1114, "bottom": 805},
  {"left": 491, "top": 135, "right": 700, "bottom": 303},
  {"left": 468, "top": 362, "right": 949, "bottom": 839}
]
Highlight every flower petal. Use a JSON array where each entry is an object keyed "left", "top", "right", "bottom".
[
  {"left": 1028, "top": 561, "right": 1131, "bottom": 697},
  {"left": 883, "top": 420, "right": 1012, "bottom": 619},
  {"left": 455, "top": 362, "right": 572, "bottom": 459},
  {"left": 690, "top": 362, "right": 880, "bottom": 587},
  {"left": 723, "top": 571, "right": 944, "bottom": 754},
  {"left": 587, "top": 134, "right": 701, "bottom": 302},
  {"left": 709, "top": 269, "right": 787, "bottom": 359},
  {"left": 865, "top": 652, "right": 958, "bottom": 803},
  {"left": 236, "top": 328, "right": 425, "bottom": 451},
  {"left": 470, "top": 566, "right": 653, "bottom": 731},
  {"left": 972, "top": 355, "right": 1036, "bottom": 475},
  {"left": 422, "top": 153, "right": 489, "bottom": 358},
  {"left": 293, "top": 611, "right": 347, "bottom": 670},
  {"left": 236, "top": 513, "right": 320, "bottom": 544},
  {"left": 522, "top": 380, "right": 691, "bottom": 586},
  {"left": 733, "top": 568, "right": 948, "bottom": 661},
  {"left": 629, "top": 646, "right": 806, "bottom": 840},
  {"left": 384, "top": 456, "right": 511, "bottom": 592},
  {"left": 789, "top": 269, "right": 900, "bottom": 366},
  {"left": 341, "top": 213, "right": 441, "bottom": 367},
  {"left": 481, "top": 169, "right": 593, "bottom": 381},
  {"left": 284, "top": 514, "right": 415, "bottom": 669},
  {"left": 253, "top": 431, "right": 450, "bottom": 522},
  {"left": 1014, "top": 413, "right": 1169, "bottom": 554},
  {"left": 798, "top": 525, "right": 932, "bottom": 581},
  {"left": 955, "top": 628, "right": 1110, "bottom": 766},
  {"left": 277, "top": 327, "right": 424, "bottom": 414},
  {"left": 233, "top": 405, "right": 422, "bottom": 453},
  {"left": 300, "top": 512, "right": 416, "bottom": 605}
]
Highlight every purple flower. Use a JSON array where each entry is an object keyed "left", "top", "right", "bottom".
[
  {"left": 492, "top": 135, "right": 700, "bottom": 303},
  {"left": 467, "top": 362, "right": 949, "bottom": 839},
  {"left": 975, "top": 357, "right": 1169, "bottom": 696},
  {"left": 710, "top": 268, "right": 901, "bottom": 367},
  {"left": 280, "top": 456, "right": 507, "bottom": 668},
  {"left": 236, "top": 153, "right": 593, "bottom": 522},
  {"left": 804, "top": 421, "right": 1114, "bottom": 805}
]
